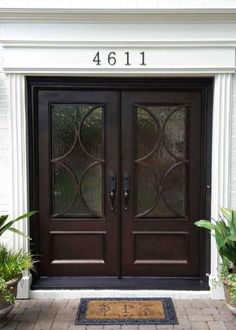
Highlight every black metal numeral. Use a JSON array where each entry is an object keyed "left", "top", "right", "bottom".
[
  {"left": 92, "top": 51, "right": 146, "bottom": 66},
  {"left": 140, "top": 52, "right": 146, "bottom": 66},
  {"left": 125, "top": 51, "right": 131, "bottom": 66},
  {"left": 93, "top": 51, "right": 101, "bottom": 66},
  {"left": 108, "top": 52, "right": 116, "bottom": 66}
]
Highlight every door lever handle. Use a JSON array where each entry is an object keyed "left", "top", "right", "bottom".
[
  {"left": 109, "top": 171, "right": 116, "bottom": 211},
  {"left": 123, "top": 172, "right": 129, "bottom": 211}
]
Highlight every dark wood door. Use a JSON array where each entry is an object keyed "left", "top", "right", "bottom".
[
  {"left": 121, "top": 91, "right": 202, "bottom": 277},
  {"left": 35, "top": 82, "right": 208, "bottom": 281},
  {"left": 38, "top": 90, "right": 120, "bottom": 276}
]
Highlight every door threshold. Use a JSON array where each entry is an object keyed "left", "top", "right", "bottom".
[
  {"left": 31, "top": 276, "right": 209, "bottom": 291},
  {"left": 30, "top": 288, "right": 211, "bottom": 300}
]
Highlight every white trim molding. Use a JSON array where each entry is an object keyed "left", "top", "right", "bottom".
[
  {"left": 211, "top": 74, "right": 233, "bottom": 299},
  {"left": 1, "top": 7, "right": 236, "bottom": 23},
  {"left": 8, "top": 73, "right": 30, "bottom": 299},
  {"left": 1, "top": 43, "right": 235, "bottom": 75}
]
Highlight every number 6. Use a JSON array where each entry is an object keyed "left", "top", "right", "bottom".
[{"left": 108, "top": 52, "right": 116, "bottom": 66}]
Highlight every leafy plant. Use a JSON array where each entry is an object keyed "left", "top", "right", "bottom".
[
  {"left": 195, "top": 208, "right": 236, "bottom": 300},
  {"left": 0, "top": 211, "right": 36, "bottom": 239},
  {"left": 195, "top": 207, "right": 236, "bottom": 272},
  {"left": 0, "top": 278, "right": 14, "bottom": 304},
  {"left": 0, "top": 245, "right": 34, "bottom": 303},
  {"left": 0, "top": 245, "right": 34, "bottom": 281},
  {"left": 0, "top": 211, "right": 37, "bottom": 304}
]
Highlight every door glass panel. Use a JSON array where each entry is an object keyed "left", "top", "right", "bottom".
[
  {"left": 51, "top": 104, "right": 104, "bottom": 217},
  {"left": 135, "top": 105, "right": 187, "bottom": 217}
]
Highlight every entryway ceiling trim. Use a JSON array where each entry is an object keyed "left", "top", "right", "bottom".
[{"left": 1, "top": 8, "right": 236, "bottom": 23}]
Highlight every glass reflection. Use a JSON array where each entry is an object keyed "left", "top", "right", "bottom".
[
  {"left": 135, "top": 105, "right": 187, "bottom": 217},
  {"left": 51, "top": 104, "right": 104, "bottom": 217}
]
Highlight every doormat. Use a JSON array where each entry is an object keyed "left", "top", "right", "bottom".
[{"left": 75, "top": 298, "right": 178, "bottom": 325}]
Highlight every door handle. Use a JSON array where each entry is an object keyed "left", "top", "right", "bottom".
[
  {"left": 109, "top": 171, "right": 116, "bottom": 211},
  {"left": 123, "top": 172, "right": 130, "bottom": 211}
]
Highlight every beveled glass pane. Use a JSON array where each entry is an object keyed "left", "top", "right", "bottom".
[
  {"left": 81, "top": 163, "right": 103, "bottom": 215},
  {"left": 80, "top": 107, "right": 103, "bottom": 158},
  {"left": 52, "top": 162, "right": 78, "bottom": 216},
  {"left": 136, "top": 164, "right": 157, "bottom": 215},
  {"left": 164, "top": 108, "right": 186, "bottom": 160},
  {"left": 148, "top": 163, "right": 187, "bottom": 217},
  {"left": 51, "top": 105, "right": 77, "bottom": 159},
  {"left": 136, "top": 107, "right": 158, "bottom": 159},
  {"left": 50, "top": 104, "right": 104, "bottom": 217},
  {"left": 135, "top": 104, "right": 187, "bottom": 218}
]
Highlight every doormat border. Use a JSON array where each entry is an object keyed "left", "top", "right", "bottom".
[{"left": 75, "top": 298, "right": 178, "bottom": 325}]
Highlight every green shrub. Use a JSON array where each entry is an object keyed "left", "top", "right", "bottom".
[
  {"left": 0, "top": 245, "right": 34, "bottom": 304},
  {"left": 0, "top": 211, "right": 37, "bottom": 304}
]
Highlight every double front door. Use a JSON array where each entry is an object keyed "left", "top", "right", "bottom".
[{"left": 36, "top": 84, "right": 206, "bottom": 281}]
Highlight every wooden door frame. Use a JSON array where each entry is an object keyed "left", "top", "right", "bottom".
[{"left": 27, "top": 77, "right": 213, "bottom": 290}]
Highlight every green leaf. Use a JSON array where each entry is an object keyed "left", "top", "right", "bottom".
[
  {"left": 13, "top": 211, "right": 37, "bottom": 222},
  {"left": 215, "top": 231, "right": 227, "bottom": 249},
  {"left": 8, "top": 227, "right": 31, "bottom": 240},
  {"left": 0, "top": 220, "right": 15, "bottom": 236},
  {"left": 231, "top": 211, "right": 236, "bottom": 235},
  {"left": 227, "top": 235, "right": 236, "bottom": 241},
  {"left": 194, "top": 220, "right": 216, "bottom": 231},
  {"left": 0, "top": 211, "right": 37, "bottom": 237},
  {"left": 221, "top": 207, "right": 232, "bottom": 222},
  {"left": 0, "top": 215, "right": 8, "bottom": 228}
]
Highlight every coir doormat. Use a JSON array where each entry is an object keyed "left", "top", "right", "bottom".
[{"left": 75, "top": 298, "right": 178, "bottom": 325}]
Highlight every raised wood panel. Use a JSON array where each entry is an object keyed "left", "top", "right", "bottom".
[
  {"left": 133, "top": 231, "right": 189, "bottom": 264},
  {"left": 49, "top": 231, "right": 106, "bottom": 264}
]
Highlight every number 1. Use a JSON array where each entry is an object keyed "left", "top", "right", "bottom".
[
  {"left": 140, "top": 52, "right": 146, "bottom": 66},
  {"left": 125, "top": 52, "right": 131, "bottom": 66}
]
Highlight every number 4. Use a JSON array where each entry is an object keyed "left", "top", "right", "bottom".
[{"left": 93, "top": 51, "right": 101, "bottom": 66}]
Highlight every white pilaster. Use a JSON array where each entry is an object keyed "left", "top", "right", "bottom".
[
  {"left": 211, "top": 73, "right": 233, "bottom": 299},
  {"left": 8, "top": 73, "right": 30, "bottom": 298}
]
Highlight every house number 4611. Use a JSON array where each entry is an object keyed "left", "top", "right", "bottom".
[{"left": 92, "top": 51, "right": 146, "bottom": 66}]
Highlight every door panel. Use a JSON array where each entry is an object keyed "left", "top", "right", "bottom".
[
  {"left": 121, "top": 91, "right": 202, "bottom": 276},
  {"left": 38, "top": 90, "right": 119, "bottom": 276}
]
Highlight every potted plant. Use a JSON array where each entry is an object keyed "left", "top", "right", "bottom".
[
  {"left": 195, "top": 207, "right": 236, "bottom": 314},
  {"left": 0, "top": 211, "right": 36, "bottom": 319}
]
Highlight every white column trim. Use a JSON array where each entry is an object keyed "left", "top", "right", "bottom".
[
  {"left": 211, "top": 73, "right": 233, "bottom": 299},
  {"left": 8, "top": 73, "right": 30, "bottom": 298}
]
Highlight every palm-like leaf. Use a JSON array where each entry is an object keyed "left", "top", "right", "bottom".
[
  {"left": 0, "top": 211, "right": 37, "bottom": 238},
  {"left": 8, "top": 228, "right": 31, "bottom": 240},
  {"left": 0, "top": 215, "right": 8, "bottom": 228},
  {"left": 194, "top": 220, "right": 216, "bottom": 231},
  {"left": 195, "top": 208, "right": 236, "bottom": 272}
]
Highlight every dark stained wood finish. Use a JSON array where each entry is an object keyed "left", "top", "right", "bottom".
[
  {"left": 28, "top": 77, "right": 212, "bottom": 288},
  {"left": 37, "top": 90, "right": 120, "bottom": 276},
  {"left": 121, "top": 91, "right": 202, "bottom": 276}
]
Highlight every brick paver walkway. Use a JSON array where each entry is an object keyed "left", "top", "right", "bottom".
[{"left": 0, "top": 299, "right": 236, "bottom": 330}]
